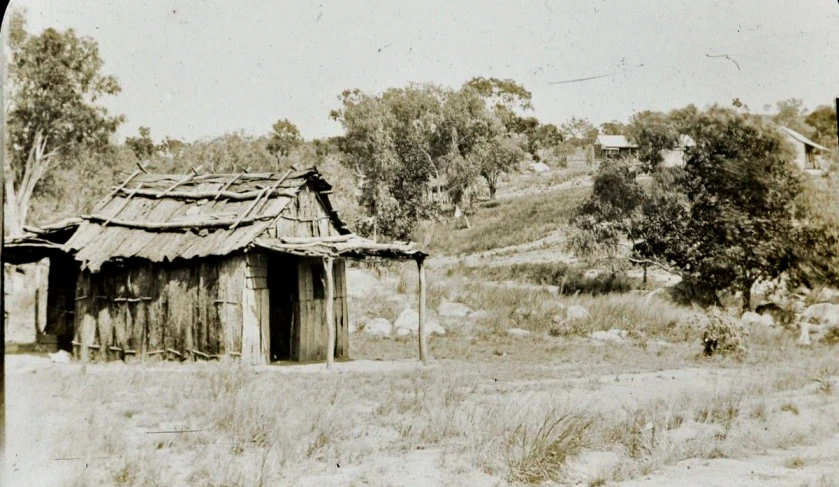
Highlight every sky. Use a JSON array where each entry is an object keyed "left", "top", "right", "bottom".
[{"left": 11, "top": 0, "right": 839, "bottom": 143}]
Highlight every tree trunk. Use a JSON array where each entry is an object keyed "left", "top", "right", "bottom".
[{"left": 742, "top": 281, "right": 752, "bottom": 312}]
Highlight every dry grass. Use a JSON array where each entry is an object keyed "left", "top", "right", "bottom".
[
  {"left": 417, "top": 184, "right": 590, "bottom": 256},
  {"left": 7, "top": 331, "right": 839, "bottom": 487}
]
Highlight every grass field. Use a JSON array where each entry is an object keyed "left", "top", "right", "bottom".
[{"left": 8, "top": 331, "right": 839, "bottom": 487}]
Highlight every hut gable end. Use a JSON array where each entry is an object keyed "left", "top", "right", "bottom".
[{"left": 266, "top": 182, "right": 344, "bottom": 240}]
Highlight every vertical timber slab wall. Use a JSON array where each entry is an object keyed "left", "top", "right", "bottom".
[
  {"left": 269, "top": 183, "right": 343, "bottom": 239},
  {"left": 73, "top": 255, "right": 247, "bottom": 363},
  {"left": 242, "top": 252, "right": 269, "bottom": 365},
  {"left": 296, "top": 257, "right": 349, "bottom": 362}
]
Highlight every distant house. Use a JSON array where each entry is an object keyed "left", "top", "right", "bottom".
[
  {"left": 661, "top": 135, "right": 696, "bottom": 167},
  {"left": 594, "top": 135, "right": 638, "bottom": 160},
  {"left": 780, "top": 127, "right": 830, "bottom": 170}
]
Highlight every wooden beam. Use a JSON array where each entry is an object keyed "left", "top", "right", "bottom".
[
  {"left": 93, "top": 167, "right": 145, "bottom": 213},
  {"left": 324, "top": 256, "right": 336, "bottom": 369},
  {"left": 102, "top": 183, "right": 144, "bottom": 226},
  {"left": 417, "top": 256, "right": 428, "bottom": 365},
  {"left": 157, "top": 173, "right": 197, "bottom": 198},
  {"left": 83, "top": 212, "right": 280, "bottom": 230},
  {"left": 118, "top": 187, "right": 298, "bottom": 201},
  {"left": 213, "top": 168, "right": 250, "bottom": 201}
]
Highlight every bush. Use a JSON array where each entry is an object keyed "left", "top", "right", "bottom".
[
  {"left": 453, "top": 263, "right": 635, "bottom": 296},
  {"left": 701, "top": 309, "right": 746, "bottom": 358}
]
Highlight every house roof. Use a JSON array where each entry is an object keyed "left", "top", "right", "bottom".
[
  {"left": 780, "top": 127, "right": 831, "bottom": 152},
  {"left": 596, "top": 135, "right": 638, "bottom": 149},
  {"left": 58, "top": 167, "right": 424, "bottom": 272}
]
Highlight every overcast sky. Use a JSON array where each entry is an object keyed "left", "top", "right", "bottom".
[{"left": 12, "top": 0, "right": 839, "bottom": 142}]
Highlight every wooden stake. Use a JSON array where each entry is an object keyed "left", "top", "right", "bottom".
[
  {"left": 417, "top": 257, "right": 428, "bottom": 365},
  {"left": 324, "top": 256, "right": 336, "bottom": 369}
]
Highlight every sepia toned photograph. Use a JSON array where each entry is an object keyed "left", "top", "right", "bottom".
[{"left": 1, "top": 1, "right": 838, "bottom": 486}]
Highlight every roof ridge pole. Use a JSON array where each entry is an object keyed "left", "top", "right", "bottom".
[
  {"left": 417, "top": 256, "right": 429, "bottom": 366},
  {"left": 324, "top": 256, "right": 336, "bottom": 370}
]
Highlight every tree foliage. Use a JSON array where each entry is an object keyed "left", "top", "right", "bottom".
[
  {"left": 5, "top": 11, "right": 124, "bottom": 234},
  {"left": 331, "top": 81, "right": 528, "bottom": 239},
  {"left": 574, "top": 106, "right": 813, "bottom": 309},
  {"left": 125, "top": 126, "right": 157, "bottom": 160},
  {"left": 627, "top": 110, "right": 680, "bottom": 171},
  {"left": 804, "top": 105, "right": 838, "bottom": 149},
  {"left": 266, "top": 118, "right": 302, "bottom": 162}
]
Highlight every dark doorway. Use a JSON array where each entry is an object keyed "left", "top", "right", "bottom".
[
  {"left": 268, "top": 254, "right": 298, "bottom": 361},
  {"left": 44, "top": 255, "right": 79, "bottom": 351}
]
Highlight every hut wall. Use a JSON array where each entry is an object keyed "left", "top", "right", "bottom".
[
  {"left": 296, "top": 257, "right": 348, "bottom": 362},
  {"left": 267, "top": 183, "right": 343, "bottom": 239},
  {"left": 73, "top": 254, "right": 247, "bottom": 362},
  {"left": 243, "top": 252, "right": 270, "bottom": 365}
]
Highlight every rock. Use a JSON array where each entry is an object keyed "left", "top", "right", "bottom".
[
  {"left": 741, "top": 311, "right": 775, "bottom": 328},
  {"left": 393, "top": 309, "right": 446, "bottom": 336},
  {"left": 584, "top": 269, "right": 601, "bottom": 279},
  {"left": 346, "top": 269, "right": 383, "bottom": 299},
  {"left": 507, "top": 328, "right": 531, "bottom": 337},
  {"left": 395, "top": 327, "right": 410, "bottom": 337},
  {"left": 529, "top": 162, "right": 550, "bottom": 173},
  {"left": 812, "top": 287, "right": 839, "bottom": 304},
  {"left": 468, "top": 310, "right": 493, "bottom": 321},
  {"left": 798, "top": 303, "right": 839, "bottom": 345},
  {"left": 552, "top": 314, "right": 564, "bottom": 325},
  {"left": 48, "top": 350, "right": 71, "bottom": 363},
  {"left": 438, "top": 301, "right": 471, "bottom": 318},
  {"left": 590, "top": 328, "right": 627, "bottom": 343},
  {"left": 566, "top": 305, "right": 590, "bottom": 322},
  {"left": 361, "top": 318, "right": 393, "bottom": 337}
]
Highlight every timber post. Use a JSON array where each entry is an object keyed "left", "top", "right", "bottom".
[
  {"left": 417, "top": 256, "right": 428, "bottom": 365},
  {"left": 324, "top": 256, "right": 336, "bottom": 369}
]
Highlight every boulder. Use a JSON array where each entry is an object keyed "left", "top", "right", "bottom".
[
  {"left": 590, "top": 328, "right": 627, "bottom": 343},
  {"left": 566, "top": 305, "right": 590, "bottom": 322},
  {"left": 507, "top": 328, "right": 531, "bottom": 337},
  {"left": 529, "top": 162, "right": 550, "bottom": 173},
  {"left": 393, "top": 309, "right": 446, "bottom": 336},
  {"left": 741, "top": 311, "right": 775, "bottom": 328},
  {"left": 346, "top": 269, "right": 383, "bottom": 299},
  {"left": 798, "top": 303, "right": 839, "bottom": 345},
  {"left": 468, "top": 310, "right": 493, "bottom": 321},
  {"left": 361, "top": 318, "right": 393, "bottom": 337},
  {"left": 438, "top": 301, "right": 471, "bottom": 318}
]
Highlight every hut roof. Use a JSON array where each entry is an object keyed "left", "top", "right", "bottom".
[
  {"left": 780, "top": 127, "right": 830, "bottom": 152},
  {"left": 595, "top": 135, "right": 638, "bottom": 149},
  {"left": 62, "top": 167, "right": 425, "bottom": 271}
]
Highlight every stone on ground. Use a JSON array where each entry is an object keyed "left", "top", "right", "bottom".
[
  {"left": 566, "top": 305, "right": 590, "bottom": 322},
  {"left": 507, "top": 328, "right": 531, "bottom": 337},
  {"left": 394, "top": 309, "right": 446, "bottom": 336},
  {"left": 590, "top": 328, "right": 627, "bottom": 343},
  {"left": 362, "top": 318, "right": 393, "bottom": 337},
  {"left": 438, "top": 301, "right": 471, "bottom": 318}
]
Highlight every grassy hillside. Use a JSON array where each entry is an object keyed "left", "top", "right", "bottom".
[{"left": 420, "top": 185, "right": 590, "bottom": 256}]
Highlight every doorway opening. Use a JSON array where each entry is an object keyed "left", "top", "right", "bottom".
[{"left": 268, "top": 254, "right": 298, "bottom": 361}]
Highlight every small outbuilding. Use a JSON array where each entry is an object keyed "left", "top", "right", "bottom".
[
  {"left": 780, "top": 126, "right": 831, "bottom": 170},
  {"left": 5, "top": 167, "right": 430, "bottom": 366},
  {"left": 594, "top": 135, "right": 638, "bottom": 160}
]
